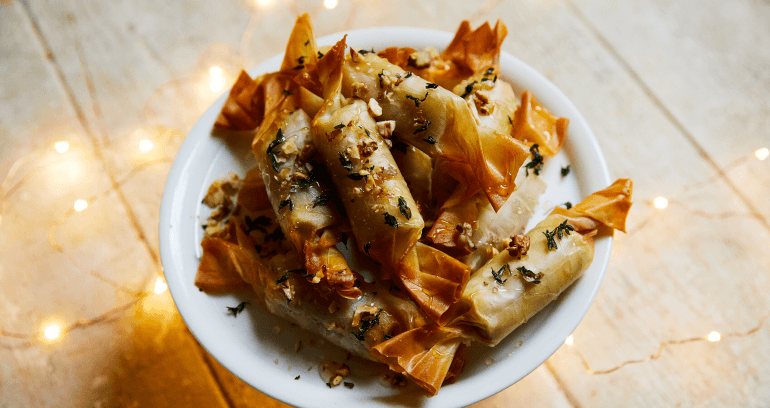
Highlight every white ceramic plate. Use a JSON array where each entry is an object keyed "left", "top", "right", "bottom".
[{"left": 160, "top": 27, "right": 612, "bottom": 408}]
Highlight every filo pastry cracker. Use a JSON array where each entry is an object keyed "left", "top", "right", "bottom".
[
  {"left": 339, "top": 48, "right": 530, "bottom": 211},
  {"left": 311, "top": 37, "right": 470, "bottom": 324},
  {"left": 446, "top": 178, "right": 633, "bottom": 345}
]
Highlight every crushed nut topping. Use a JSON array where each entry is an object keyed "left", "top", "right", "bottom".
[
  {"left": 357, "top": 141, "right": 378, "bottom": 158},
  {"left": 322, "top": 362, "right": 350, "bottom": 388},
  {"left": 352, "top": 82, "right": 368, "bottom": 99},
  {"left": 368, "top": 98, "right": 383, "bottom": 116},
  {"left": 507, "top": 234, "right": 530, "bottom": 259},
  {"left": 408, "top": 50, "right": 433, "bottom": 68},
  {"left": 456, "top": 222, "right": 477, "bottom": 251},
  {"left": 376, "top": 120, "right": 396, "bottom": 138}
]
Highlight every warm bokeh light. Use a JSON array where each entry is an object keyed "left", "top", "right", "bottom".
[
  {"left": 209, "top": 65, "right": 225, "bottom": 93},
  {"left": 653, "top": 196, "right": 668, "bottom": 209},
  {"left": 54, "top": 141, "right": 70, "bottom": 154},
  {"left": 154, "top": 276, "right": 168, "bottom": 294},
  {"left": 565, "top": 335, "right": 574, "bottom": 346},
  {"left": 324, "top": 0, "right": 338, "bottom": 9},
  {"left": 44, "top": 324, "right": 62, "bottom": 340},
  {"left": 73, "top": 199, "right": 88, "bottom": 212},
  {"left": 255, "top": 0, "right": 276, "bottom": 8},
  {"left": 707, "top": 331, "right": 721, "bottom": 342},
  {"left": 139, "top": 139, "right": 154, "bottom": 152},
  {"left": 756, "top": 147, "right": 769, "bottom": 161}
]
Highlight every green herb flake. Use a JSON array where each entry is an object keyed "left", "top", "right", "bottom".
[
  {"left": 227, "top": 301, "right": 248, "bottom": 317},
  {"left": 561, "top": 165, "right": 571, "bottom": 177},
  {"left": 326, "top": 382, "right": 332, "bottom": 388},
  {"left": 423, "top": 135, "right": 437, "bottom": 144},
  {"left": 358, "top": 48, "right": 375, "bottom": 55},
  {"left": 543, "top": 229, "right": 557, "bottom": 251},
  {"left": 413, "top": 120, "right": 431, "bottom": 134},
  {"left": 398, "top": 196, "right": 412, "bottom": 220},
  {"left": 352, "top": 309, "right": 382, "bottom": 340},
  {"left": 491, "top": 265, "right": 510, "bottom": 285},
  {"left": 312, "top": 192, "right": 333, "bottom": 208},
  {"left": 278, "top": 198, "right": 294, "bottom": 211},
  {"left": 508, "top": 116, "right": 513, "bottom": 125},
  {"left": 283, "top": 89, "right": 294, "bottom": 96},
  {"left": 485, "top": 67, "right": 495, "bottom": 76},
  {"left": 317, "top": 51, "right": 325, "bottom": 59},
  {"left": 334, "top": 123, "right": 345, "bottom": 129},
  {"left": 344, "top": 382, "right": 355, "bottom": 389},
  {"left": 337, "top": 152, "right": 353, "bottom": 171},
  {"left": 295, "top": 375, "right": 301, "bottom": 380},
  {"left": 383, "top": 212, "right": 399, "bottom": 229},
  {"left": 266, "top": 129, "right": 285, "bottom": 172},
  {"left": 292, "top": 64, "right": 304, "bottom": 70},
  {"left": 405, "top": 92, "right": 429, "bottom": 107},
  {"left": 524, "top": 144, "right": 544, "bottom": 176},
  {"left": 562, "top": 202, "right": 573, "bottom": 210},
  {"left": 404, "top": 71, "right": 413, "bottom": 79},
  {"left": 276, "top": 272, "right": 291, "bottom": 284},
  {"left": 425, "top": 82, "right": 439, "bottom": 89},
  {"left": 461, "top": 81, "right": 477, "bottom": 99}
]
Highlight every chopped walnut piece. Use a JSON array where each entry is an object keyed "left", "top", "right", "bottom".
[
  {"left": 322, "top": 362, "right": 350, "bottom": 388},
  {"left": 368, "top": 98, "right": 383, "bottom": 117},
  {"left": 351, "top": 305, "right": 380, "bottom": 327},
  {"left": 473, "top": 89, "right": 495, "bottom": 115},
  {"left": 383, "top": 373, "right": 408, "bottom": 387},
  {"left": 202, "top": 173, "right": 241, "bottom": 208},
  {"left": 357, "top": 141, "right": 378, "bottom": 158},
  {"left": 376, "top": 120, "right": 396, "bottom": 139},
  {"left": 456, "top": 222, "right": 476, "bottom": 251},
  {"left": 507, "top": 234, "right": 530, "bottom": 259},
  {"left": 408, "top": 50, "right": 432, "bottom": 68},
  {"left": 352, "top": 82, "right": 368, "bottom": 99}
]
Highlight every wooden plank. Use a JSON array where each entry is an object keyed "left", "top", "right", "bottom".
[
  {"left": 568, "top": 0, "right": 770, "bottom": 221},
  {"left": 466, "top": 0, "right": 770, "bottom": 406}
]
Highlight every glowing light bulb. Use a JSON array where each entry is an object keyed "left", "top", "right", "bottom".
[
  {"left": 139, "top": 139, "right": 154, "bottom": 152},
  {"left": 154, "top": 277, "right": 168, "bottom": 294},
  {"left": 44, "top": 324, "right": 61, "bottom": 340},
  {"left": 653, "top": 196, "right": 668, "bottom": 209},
  {"left": 54, "top": 141, "right": 70, "bottom": 154},
  {"left": 73, "top": 199, "right": 88, "bottom": 212},
  {"left": 324, "top": 0, "right": 338, "bottom": 9},
  {"left": 565, "top": 335, "right": 574, "bottom": 346},
  {"left": 756, "top": 147, "right": 769, "bottom": 161},
  {"left": 255, "top": 0, "right": 275, "bottom": 8},
  {"left": 209, "top": 66, "right": 225, "bottom": 93},
  {"left": 707, "top": 331, "right": 721, "bottom": 342}
]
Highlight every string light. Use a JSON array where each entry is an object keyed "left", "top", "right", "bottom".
[
  {"left": 154, "top": 276, "right": 168, "bottom": 294},
  {"left": 565, "top": 335, "right": 574, "bottom": 346},
  {"left": 707, "top": 331, "right": 721, "bottom": 342},
  {"left": 756, "top": 147, "right": 769, "bottom": 161},
  {"left": 54, "top": 141, "right": 70, "bottom": 154},
  {"left": 73, "top": 199, "right": 88, "bottom": 212},
  {"left": 139, "top": 139, "right": 154, "bottom": 152},
  {"left": 324, "top": 0, "right": 338, "bottom": 9},
  {"left": 653, "top": 196, "right": 668, "bottom": 209},
  {"left": 44, "top": 324, "right": 61, "bottom": 340},
  {"left": 209, "top": 66, "right": 225, "bottom": 93},
  {"left": 255, "top": 0, "right": 276, "bottom": 8}
]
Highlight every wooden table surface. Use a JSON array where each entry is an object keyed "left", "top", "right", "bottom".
[{"left": 2, "top": 0, "right": 769, "bottom": 406}]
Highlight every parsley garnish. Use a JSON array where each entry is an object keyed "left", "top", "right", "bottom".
[
  {"left": 276, "top": 272, "right": 290, "bottom": 284},
  {"left": 524, "top": 144, "right": 544, "bottom": 176},
  {"left": 346, "top": 173, "right": 366, "bottom": 181},
  {"left": 266, "top": 129, "right": 285, "bottom": 172},
  {"left": 562, "top": 202, "right": 573, "bottom": 209},
  {"left": 405, "top": 92, "right": 429, "bottom": 107},
  {"left": 295, "top": 375, "right": 301, "bottom": 380},
  {"left": 297, "top": 56, "right": 306, "bottom": 64},
  {"left": 561, "top": 165, "right": 571, "bottom": 177},
  {"left": 517, "top": 266, "right": 543, "bottom": 284},
  {"left": 282, "top": 89, "right": 293, "bottom": 96},
  {"left": 423, "top": 135, "right": 436, "bottom": 144},
  {"left": 363, "top": 242, "right": 371, "bottom": 254},
  {"left": 413, "top": 120, "right": 431, "bottom": 134},
  {"left": 279, "top": 198, "right": 293, "bottom": 211},
  {"left": 426, "top": 82, "right": 439, "bottom": 89},
  {"left": 383, "top": 212, "right": 398, "bottom": 229},
  {"left": 461, "top": 81, "right": 477, "bottom": 98},
  {"left": 291, "top": 172, "right": 316, "bottom": 192},
  {"left": 334, "top": 123, "right": 345, "bottom": 129},
  {"left": 326, "top": 382, "right": 332, "bottom": 388},
  {"left": 398, "top": 197, "right": 412, "bottom": 220},
  {"left": 227, "top": 301, "right": 248, "bottom": 316},
  {"left": 352, "top": 310, "right": 382, "bottom": 340},
  {"left": 312, "top": 192, "right": 333, "bottom": 207},
  {"left": 202, "top": 224, "right": 208, "bottom": 230},
  {"left": 317, "top": 51, "right": 325, "bottom": 59},
  {"left": 404, "top": 71, "right": 413, "bottom": 79},
  {"left": 491, "top": 264, "right": 510, "bottom": 285},
  {"left": 344, "top": 382, "right": 355, "bottom": 389}
]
